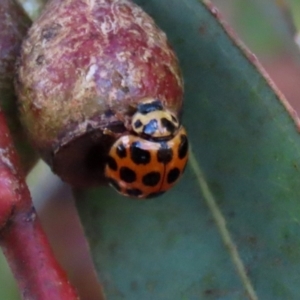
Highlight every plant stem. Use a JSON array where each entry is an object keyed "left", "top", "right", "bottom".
[
  {"left": 0, "top": 110, "right": 79, "bottom": 300},
  {"left": 1, "top": 210, "right": 79, "bottom": 300}
]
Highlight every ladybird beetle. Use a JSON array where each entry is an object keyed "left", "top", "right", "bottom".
[{"left": 105, "top": 99, "right": 188, "bottom": 199}]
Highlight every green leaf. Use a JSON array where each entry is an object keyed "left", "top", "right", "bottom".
[
  {"left": 76, "top": 0, "right": 300, "bottom": 299},
  {"left": 0, "top": 253, "right": 19, "bottom": 300}
]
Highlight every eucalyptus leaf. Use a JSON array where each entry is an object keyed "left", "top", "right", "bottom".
[
  {"left": 0, "top": 253, "right": 19, "bottom": 300},
  {"left": 76, "top": 0, "right": 300, "bottom": 299}
]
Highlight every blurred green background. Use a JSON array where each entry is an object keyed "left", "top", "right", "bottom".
[
  {"left": 0, "top": 255, "right": 19, "bottom": 299},
  {"left": 213, "top": 0, "right": 300, "bottom": 58},
  {"left": 2, "top": 0, "right": 300, "bottom": 299}
]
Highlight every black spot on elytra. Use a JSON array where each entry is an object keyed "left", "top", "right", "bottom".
[
  {"left": 167, "top": 168, "right": 180, "bottom": 184},
  {"left": 108, "top": 178, "right": 121, "bottom": 191},
  {"left": 120, "top": 167, "right": 136, "bottom": 183},
  {"left": 157, "top": 142, "right": 173, "bottom": 164},
  {"left": 133, "top": 119, "right": 143, "bottom": 129},
  {"left": 41, "top": 23, "right": 62, "bottom": 41},
  {"left": 137, "top": 99, "right": 163, "bottom": 114},
  {"left": 143, "top": 119, "right": 158, "bottom": 135},
  {"left": 130, "top": 142, "right": 151, "bottom": 165},
  {"left": 142, "top": 172, "right": 161, "bottom": 187},
  {"left": 178, "top": 134, "right": 188, "bottom": 159},
  {"left": 107, "top": 156, "right": 118, "bottom": 171},
  {"left": 146, "top": 191, "right": 165, "bottom": 199},
  {"left": 161, "top": 118, "right": 177, "bottom": 134},
  {"left": 116, "top": 143, "right": 126, "bottom": 158},
  {"left": 126, "top": 188, "right": 143, "bottom": 197}
]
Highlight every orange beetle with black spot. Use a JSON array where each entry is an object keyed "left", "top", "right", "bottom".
[{"left": 105, "top": 99, "right": 188, "bottom": 199}]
